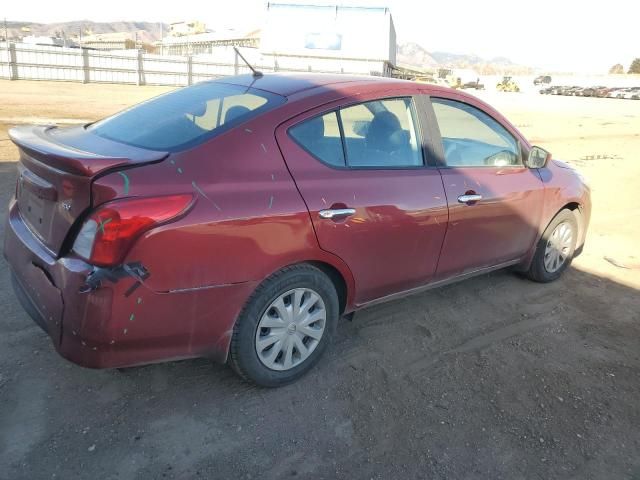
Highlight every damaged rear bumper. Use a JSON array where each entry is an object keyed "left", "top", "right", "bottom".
[{"left": 4, "top": 199, "right": 256, "bottom": 368}]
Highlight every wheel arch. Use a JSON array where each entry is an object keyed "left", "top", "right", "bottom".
[
  {"left": 518, "top": 201, "right": 584, "bottom": 272},
  {"left": 560, "top": 201, "right": 585, "bottom": 250},
  {"left": 307, "top": 261, "right": 349, "bottom": 315},
  {"left": 252, "top": 254, "right": 356, "bottom": 317}
]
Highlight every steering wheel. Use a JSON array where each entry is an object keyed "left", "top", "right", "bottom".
[{"left": 484, "top": 150, "right": 517, "bottom": 166}]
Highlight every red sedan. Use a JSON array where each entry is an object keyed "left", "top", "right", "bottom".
[{"left": 4, "top": 74, "right": 590, "bottom": 386}]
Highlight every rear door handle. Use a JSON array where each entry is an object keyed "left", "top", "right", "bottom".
[
  {"left": 457, "top": 194, "right": 482, "bottom": 204},
  {"left": 319, "top": 208, "right": 356, "bottom": 219}
]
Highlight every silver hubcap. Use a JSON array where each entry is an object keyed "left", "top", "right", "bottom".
[
  {"left": 544, "top": 222, "right": 573, "bottom": 273},
  {"left": 255, "top": 288, "right": 326, "bottom": 371}
]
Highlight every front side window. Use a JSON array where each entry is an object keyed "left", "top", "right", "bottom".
[
  {"left": 432, "top": 98, "right": 520, "bottom": 167},
  {"left": 289, "top": 97, "right": 423, "bottom": 169},
  {"left": 89, "top": 82, "right": 285, "bottom": 152}
]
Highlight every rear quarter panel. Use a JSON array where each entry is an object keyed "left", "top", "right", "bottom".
[{"left": 91, "top": 110, "right": 356, "bottom": 304}]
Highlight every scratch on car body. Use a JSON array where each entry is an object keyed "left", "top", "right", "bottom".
[{"left": 192, "top": 181, "right": 221, "bottom": 211}]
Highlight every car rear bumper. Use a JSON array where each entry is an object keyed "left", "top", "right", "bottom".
[{"left": 4, "top": 199, "right": 256, "bottom": 368}]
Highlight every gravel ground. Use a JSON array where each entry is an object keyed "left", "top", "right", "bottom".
[{"left": 0, "top": 80, "right": 639, "bottom": 480}]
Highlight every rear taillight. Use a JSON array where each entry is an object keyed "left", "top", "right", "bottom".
[{"left": 73, "top": 194, "right": 194, "bottom": 267}]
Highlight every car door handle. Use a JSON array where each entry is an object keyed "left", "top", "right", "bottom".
[
  {"left": 457, "top": 194, "right": 483, "bottom": 204},
  {"left": 319, "top": 208, "right": 356, "bottom": 219}
]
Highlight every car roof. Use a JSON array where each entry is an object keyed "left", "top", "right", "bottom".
[{"left": 214, "top": 72, "right": 416, "bottom": 97}]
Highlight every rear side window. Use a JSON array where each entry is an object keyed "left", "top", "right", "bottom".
[
  {"left": 431, "top": 98, "right": 520, "bottom": 167},
  {"left": 289, "top": 97, "right": 423, "bottom": 169},
  {"left": 89, "top": 82, "right": 285, "bottom": 152},
  {"left": 289, "top": 112, "right": 345, "bottom": 167}
]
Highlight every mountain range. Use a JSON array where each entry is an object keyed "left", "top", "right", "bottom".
[
  {"left": 3, "top": 20, "right": 165, "bottom": 44},
  {"left": 397, "top": 42, "right": 533, "bottom": 75}
]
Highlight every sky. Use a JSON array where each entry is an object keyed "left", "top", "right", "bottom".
[{"left": 3, "top": 0, "right": 639, "bottom": 73}]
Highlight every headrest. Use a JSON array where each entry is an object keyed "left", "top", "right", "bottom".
[
  {"left": 366, "top": 111, "right": 402, "bottom": 151},
  {"left": 225, "top": 105, "right": 252, "bottom": 123}
]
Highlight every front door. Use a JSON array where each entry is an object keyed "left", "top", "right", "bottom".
[
  {"left": 428, "top": 96, "right": 545, "bottom": 278},
  {"left": 276, "top": 94, "right": 448, "bottom": 304}
]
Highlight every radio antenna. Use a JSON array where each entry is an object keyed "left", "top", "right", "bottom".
[{"left": 233, "top": 46, "right": 263, "bottom": 78}]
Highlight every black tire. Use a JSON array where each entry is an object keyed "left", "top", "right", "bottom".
[
  {"left": 228, "top": 264, "right": 339, "bottom": 387},
  {"left": 526, "top": 209, "right": 578, "bottom": 283}
]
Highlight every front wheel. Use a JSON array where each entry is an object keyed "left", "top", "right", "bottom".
[
  {"left": 526, "top": 209, "right": 578, "bottom": 283},
  {"left": 228, "top": 264, "right": 339, "bottom": 387}
]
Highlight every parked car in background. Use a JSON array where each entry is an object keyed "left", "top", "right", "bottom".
[
  {"left": 540, "top": 85, "right": 638, "bottom": 99},
  {"left": 593, "top": 86, "right": 611, "bottom": 97},
  {"left": 608, "top": 88, "right": 629, "bottom": 98},
  {"left": 4, "top": 73, "right": 591, "bottom": 386},
  {"left": 557, "top": 86, "right": 574, "bottom": 95},
  {"left": 621, "top": 87, "right": 640, "bottom": 99},
  {"left": 534, "top": 75, "right": 552, "bottom": 85},
  {"left": 581, "top": 86, "right": 603, "bottom": 97}
]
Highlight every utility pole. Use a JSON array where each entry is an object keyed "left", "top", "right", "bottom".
[
  {"left": 160, "top": 22, "right": 164, "bottom": 55},
  {"left": 79, "top": 25, "right": 82, "bottom": 48}
]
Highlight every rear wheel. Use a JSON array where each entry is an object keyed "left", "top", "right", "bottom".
[
  {"left": 228, "top": 264, "right": 339, "bottom": 387},
  {"left": 526, "top": 209, "right": 578, "bottom": 283}
]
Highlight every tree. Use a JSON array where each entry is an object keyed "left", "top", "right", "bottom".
[
  {"left": 609, "top": 63, "right": 624, "bottom": 74},
  {"left": 141, "top": 43, "right": 157, "bottom": 54},
  {"left": 629, "top": 58, "right": 640, "bottom": 74}
]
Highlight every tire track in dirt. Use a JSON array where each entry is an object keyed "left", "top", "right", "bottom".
[{"left": 405, "top": 313, "right": 559, "bottom": 378}]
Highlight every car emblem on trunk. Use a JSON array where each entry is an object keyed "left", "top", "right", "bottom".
[{"left": 62, "top": 201, "right": 72, "bottom": 211}]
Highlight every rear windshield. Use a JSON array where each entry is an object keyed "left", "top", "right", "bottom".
[{"left": 88, "top": 82, "right": 285, "bottom": 152}]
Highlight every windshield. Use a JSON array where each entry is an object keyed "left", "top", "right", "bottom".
[{"left": 89, "top": 82, "right": 285, "bottom": 152}]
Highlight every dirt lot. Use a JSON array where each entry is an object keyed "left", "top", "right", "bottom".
[{"left": 0, "top": 80, "right": 639, "bottom": 480}]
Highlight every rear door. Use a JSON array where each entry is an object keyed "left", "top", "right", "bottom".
[
  {"left": 276, "top": 93, "right": 448, "bottom": 305},
  {"left": 426, "top": 96, "right": 545, "bottom": 278}
]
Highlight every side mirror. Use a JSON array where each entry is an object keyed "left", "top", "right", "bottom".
[{"left": 526, "top": 146, "right": 551, "bottom": 169}]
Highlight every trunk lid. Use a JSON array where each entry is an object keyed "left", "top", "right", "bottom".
[{"left": 10, "top": 125, "right": 168, "bottom": 255}]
